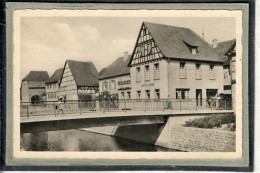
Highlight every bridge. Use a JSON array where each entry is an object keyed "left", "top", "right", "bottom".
[{"left": 20, "top": 110, "right": 233, "bottom": 133}]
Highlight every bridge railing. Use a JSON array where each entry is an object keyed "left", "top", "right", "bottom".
[
  {"left": 99, "top": 99, "right": 232, "bottom": 112},
  {"left": 20, "top": 98, "right": 232, "bottom": 118}
]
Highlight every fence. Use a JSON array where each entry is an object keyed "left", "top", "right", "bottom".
[{"left": 20, "top": 98, "right": 232, "bottom": 118}]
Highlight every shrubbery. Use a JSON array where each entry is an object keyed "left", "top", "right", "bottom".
[{"left": 184, "top": 114, "right": 236, "bottom": 131}]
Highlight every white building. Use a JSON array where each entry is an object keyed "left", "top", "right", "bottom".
[
  {"left": 45, "top": 68, "right": 63, "bottom": 101},
  {"left": 128, "top": 22, "right": 225, "bottom": 108},
  {"left": 99, "top": 52, "right": 131, "bottom": 100}
]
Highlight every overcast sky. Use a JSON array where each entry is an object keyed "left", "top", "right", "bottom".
[{"left": 20, "top": 17, "right": 235, "bottom": 81}]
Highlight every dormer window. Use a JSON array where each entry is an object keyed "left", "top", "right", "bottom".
[
  {"left": 192, "top": 47, "right": 197, "bottom": 54},
  {"left": 183, "top": 41, "right": 198, "bottom": 55}
]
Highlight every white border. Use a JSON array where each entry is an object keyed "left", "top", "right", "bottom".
[{"left": 13, "top": 9, "right": 243, "bottom": 160}]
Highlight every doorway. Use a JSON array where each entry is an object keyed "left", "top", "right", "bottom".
[
  {"left": 206, "top": 89, "right": 218, "bottom": 99},
  {"left": 196, "top": 89, "right": 202, "bottom": 106},
  {"left": 31, "top": 95, "right": 41, "bottom": 104}
]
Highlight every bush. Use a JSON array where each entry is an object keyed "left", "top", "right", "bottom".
[{"left": 184, "top": 114, "right": 235, "bottom": 131}]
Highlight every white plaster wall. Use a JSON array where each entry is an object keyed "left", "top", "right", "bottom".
[
  {"left": 167, "top": 60, "right": 224, "bottom": 100},
  {"left": 130, "top": 60, "right": 168, "bottom": 99}
]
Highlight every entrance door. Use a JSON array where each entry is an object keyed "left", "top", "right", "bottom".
[
  {"left": 196, "top": 89, "right": 202, "bottom": 106},
  {"left": 31, "top": 95, "right": 41, "bottom": 104},
  {"left": 206, "top": 89, "right": 218, "bottom": 99},
  {"left": 206, "top": 89, "right": 218, "bottom": 108}
]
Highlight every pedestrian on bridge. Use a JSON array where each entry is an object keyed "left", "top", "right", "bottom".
[{"left": 55, "top": 98, "right": 64, "bottom": 116}]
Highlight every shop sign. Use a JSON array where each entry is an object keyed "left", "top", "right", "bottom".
[{"left": 141, "top": 83, "right": 154, "bottom": 87}]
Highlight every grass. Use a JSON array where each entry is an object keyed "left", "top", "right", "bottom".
[{"left": 184, "top": 114, "right": 236, "bottom": 131}]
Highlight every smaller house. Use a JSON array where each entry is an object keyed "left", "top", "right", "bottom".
[
  {"left": 99, "top": 52, "right": 131, "bottom": 100},
  {"left": 59, "top": 60, "right": 99, "bottom": 101},
  {"left": 214, "top": 39, "right": 236, "bottom": 110},
  {"left": 21, "top": 71, "right": 49, "bottom": 103},
  {"left": 45, "top": 68, "right": 63, "bottom": 101}
]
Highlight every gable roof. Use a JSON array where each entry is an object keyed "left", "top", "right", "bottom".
[
  {"left": 65, "top": 60, "right": 99, "bottom": 87},
  {"left": 99, "top": 68, "right": 107, "bottom": 77},
  {"left": 129, "top": 22, "right": 224, "bottom": 65},
  {"left": 99, "top": 55, "right": 131, "bottom": 80},
  {"left": 214, "top": 39, "right": 236, "bottom": 58},
  {"left": 46, "top": 68, "right": 63, "bottom": 84},
  {"left": 22, "top": 71, "right": 49, "bottom": 82}
]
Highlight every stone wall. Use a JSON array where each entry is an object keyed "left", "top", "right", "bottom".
[
  {"left": 155, "top": 115, "right": 235, "bottom": 152},
  {"left": 169, "top": 125, "right": 235, "bottom": 152}
]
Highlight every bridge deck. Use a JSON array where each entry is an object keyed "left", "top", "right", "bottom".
[{"left": 21, "top": 110, "right": 234, "bottom": 123}]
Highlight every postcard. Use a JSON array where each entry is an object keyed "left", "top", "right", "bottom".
[{"left": 3, "top": 2, "right": 251, "bottom": 169}]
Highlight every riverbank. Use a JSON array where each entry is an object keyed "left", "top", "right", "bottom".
[
  {"left": 82, "top": 113, "right": 236, "bottom": 152},
  {"left": 156, "top": 116, "right": 236, "bottom": 152}
]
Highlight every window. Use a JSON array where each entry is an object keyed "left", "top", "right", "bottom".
[
  {"left": 195, "top": 64, "right": 201, "bottom": 79},
  {"left": 140, "top": 45, "right": 145, "bottom": 56},
  {"left": 145, "top": 90, "right": 150, "bottom": 99},
  {"left": 155, "top": 89, "right": 160, "bottom": 99},
  {"left": 176, "top": 89, "right": 190, "bottom": 99},
  {"left": 111, "top": 80, "right": 116, "bottom": 90},
  {"left": 209, "top": 65, "right": 215, "bottom": 79},
  {"left": 154, "top": 63, "right": 160, "bottom": 80},
  {"left": 145, "top": 65, "right": 150, "bottom": 81},
  {"left": 121, "top": 92, "right": 125, "bottom": 99},
  {"left": 231, "top": 61, "right": 236, "bottom": 73},
  {"left": 136, "top": 67, "right": 141, "bottom": 82},
  {"left": 192, "top": 47, "right": 197, "bottom": 54},
  {"left": 180, "top": 62, "right": 186, "bottom": 78},
  {"left": 137, "top": 91, "right": 141, "bottom": 99},
  {"left": 127, "top": 92, "right": 131, "bottom": 99},
  {"left": 147, "top": 43, "right": 152, "bottom": 54},
  {"left": 109, "top": 81, "right": 111, "bottom": 90},
  {"left": 103, "top": 81, "right": 108, "bottom": 90}
]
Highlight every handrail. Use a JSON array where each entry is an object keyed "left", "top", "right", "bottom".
[{"left": 20, "top": 98, "right": 232, "bottom": 118}]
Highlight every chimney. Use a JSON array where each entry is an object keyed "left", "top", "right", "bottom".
[
  {"left": 124, "top": 52, "right": 128, "bottom": 61},
  {"left": 212, "top": 39, "right": 218, "bottom": 48}
]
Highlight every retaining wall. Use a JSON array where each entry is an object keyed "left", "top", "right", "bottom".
[{"left": 155, "top": 116, "right": 236, "bottom": 152}]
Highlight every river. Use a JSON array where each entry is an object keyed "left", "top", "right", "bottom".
[{"left": 20, "top": 129, "right": 177, "bottom": 151}]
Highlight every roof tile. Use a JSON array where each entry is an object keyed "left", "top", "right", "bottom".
[
  {"left": 142, "top": 22, "right": 224, "bottom": 62},
  {"left": 46, "top": 68, "right": 63, "bottom": 83},
  {"left": 67, "top": 60, "right": 99, "bottom": 86},
  {"left": 22, "top": 71, "right": 49, "bottom": 82},
  {"left": 99, "top": 56, "right": 131, "bottom": 80}
]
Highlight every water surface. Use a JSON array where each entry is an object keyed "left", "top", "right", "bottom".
[{"left": 21, "top": 129, "right": 177, "bottom": 151}]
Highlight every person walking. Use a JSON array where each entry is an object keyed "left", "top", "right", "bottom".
[{"left": 55, "top": 98, "right": 64, "bottom": 116}]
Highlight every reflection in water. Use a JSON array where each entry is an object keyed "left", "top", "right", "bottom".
[{"left": 21, "top": 129, "right": 177, "bottom": 151}]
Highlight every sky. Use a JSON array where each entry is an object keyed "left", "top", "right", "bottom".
[{"left": 20, "top": 17, "right": 236, "bottom": 81}]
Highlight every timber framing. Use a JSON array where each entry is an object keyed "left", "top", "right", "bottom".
[{"left": 129, "top": 23, "right": 165, "bottom": 67}]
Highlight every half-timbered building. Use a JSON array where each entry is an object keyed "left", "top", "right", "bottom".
[
  {"left": 59, "top": 60, "right": 99, "bottom": 101},
  {"left": 99, "top": 52, "right": 131, "bottom": 100},
  {"left": 128, "top": 22, "right": 225, "bottom": 106},
  {"left": 45, "top": 68, "right": 63, "bottom": 101}
]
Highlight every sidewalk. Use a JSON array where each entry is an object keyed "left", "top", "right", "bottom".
[{"left": 21, "top": 109, "right": 234, "bottom": 123}]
